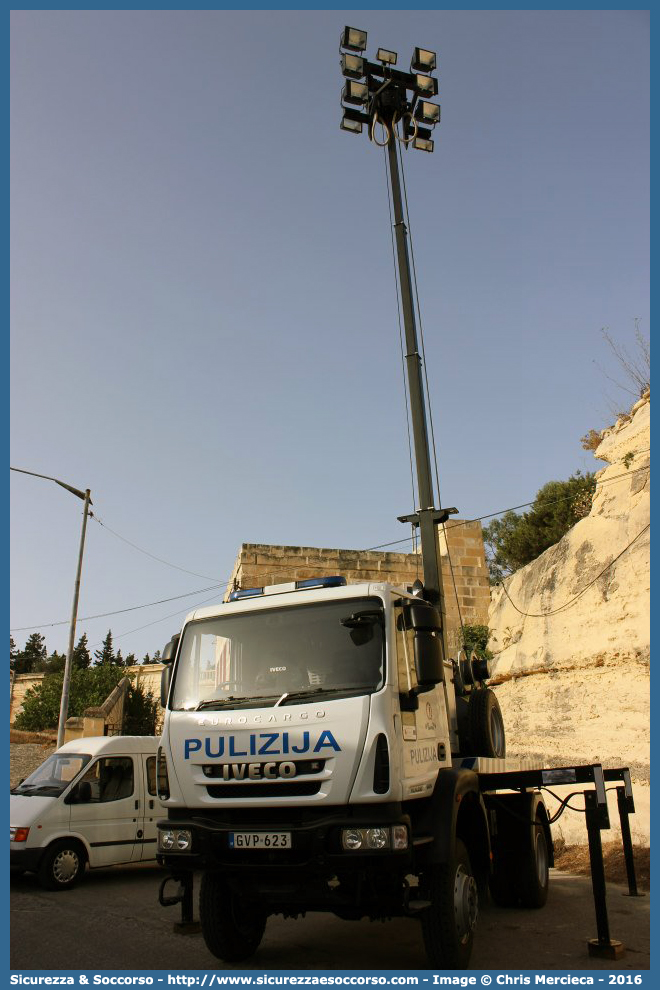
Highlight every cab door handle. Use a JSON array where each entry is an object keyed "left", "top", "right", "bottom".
[
  {"left": 149, "top": 799, "right": 154, "bottom": 810},
  {"left": 135, "top": 799, "right": 140, "bottom": 810}
]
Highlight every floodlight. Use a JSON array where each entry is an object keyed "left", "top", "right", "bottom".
[
  {"left": 341, "top": 26, "right": 368, "bottom": 53},
  {"left": 341, "top": 53, "right": 365, "bottom": 79},
  {"left": 414, "top": 101, "right": 440, "bottom": 125},
  {"left": 341, "top": 115, "right": 363, "bottom": 134},
  {"left": 413, "top": 136, "right": 434, "bottom": 153},
  {"left": 411, "top": 48, "right": 437, "bottom": 73},
  {"left": 377, "top": 48, "right": 398, "bottom": 65},
  {"left": 342, "top": 79, "right": 369, "bottom": 107},
  {"left": 415, "top": 74, "right": 438, "bottom": 97}
]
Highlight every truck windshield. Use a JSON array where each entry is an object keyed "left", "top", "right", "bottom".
[
  {"left": 12, "top": 752, "right": 91, "bottom": 797},
  {"left": 171, "top": 597, "right": 385, "bottom": 711}
]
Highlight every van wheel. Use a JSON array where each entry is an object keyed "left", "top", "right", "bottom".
[
  {"left": 199, "top": 872, "right": 267, "bottom": 961},
  {"left": 38, "top": 840, "right": 85, "bottom": 891},
  {"left": 517, "top": 820, "right": 549, "bottom": 908},
  {"left": 421, "top": 839, "right": 478, "bottom": 968}
]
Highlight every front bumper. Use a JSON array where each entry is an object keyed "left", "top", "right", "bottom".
[
  {"left": 157, "top": 805, "right": 413, "bottom": 913},
  {"left": 11, "top": 847, "right": 42, "bottom": 872}
]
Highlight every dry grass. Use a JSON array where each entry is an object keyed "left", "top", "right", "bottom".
[
  {"left": 10, "top": 728, "right": 57, "bottom": 744},
  {"left": 554, "top": 841, "right": 649, "bottom": 891}
]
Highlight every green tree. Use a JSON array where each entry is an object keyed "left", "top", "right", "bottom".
[
  {"left": 141, "top": 653, "right": 152, "bottom": 665},
  {"left": 124, "top": 653, "right": 136, "bottom": 667},
  {"left": 72, "top": 633, "right": 92, "bottom": 669},
  {"left": 483, "top": 471, "right": 596, "bottom": 582},
  {"left": 14, "top": 632, "right": 48, "bottom": 675},
  {"left": 115, "top": 648, "right": 124, "bottom": 667},
  {"left": 123, "top": 687, "right": 160, "bottom": 735},
  {"left": 43, "top": 651, "right": 67, "bottom": 674},
  {"left": 95, "top": 630, "right": 116, "bottom": 666},
  {"left": 461, "top": 624, "right": 493, "bottom": 664},
  {"left": 14, "top": 665, "right": 158, "bottom": 735},
  {"left": 10, "top": 636, "right": 19, "bottom": 671}
]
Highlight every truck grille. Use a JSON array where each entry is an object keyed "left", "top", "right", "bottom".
[{"left": 206, "top": 781, "right": 322, "bottom": 798}]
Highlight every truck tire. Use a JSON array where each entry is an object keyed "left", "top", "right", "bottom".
[
  {"left": 517, "top": 820, "right": 549, "bottom": 908},
  {"left": 199, "top": 872, "right": 267, "bottom": 962},
  {"left": 421, "top": 838, "right": 478, "bottom": 969},
  {"left": 468, "top": 689, "right": 505, "bottom": 758},
  {"left": 37, "top": 840, "right": 85, "bottom": 891}
]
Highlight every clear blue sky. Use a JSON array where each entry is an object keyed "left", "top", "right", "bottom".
[{"left": 10, "top": 10, "right": 650, "bottom": 662}]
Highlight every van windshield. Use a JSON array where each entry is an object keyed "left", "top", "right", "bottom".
[
  {"left": 171, "top": 597, "right": 385, "bottom": 711},
  {"left": 12, "top": 753, "right": 92, "bottom": 797}
]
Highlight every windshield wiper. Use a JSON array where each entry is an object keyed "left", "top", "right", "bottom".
[
  {"left": 278, "top": 686, "right": 375, "bottom": 705},
  {"left": 195, "top": 694, "right": 283, "bottom": 711}
]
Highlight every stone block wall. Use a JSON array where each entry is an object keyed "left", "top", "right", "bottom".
[{"left": 225, "top": 521, "right": 489, "bottom": 656}]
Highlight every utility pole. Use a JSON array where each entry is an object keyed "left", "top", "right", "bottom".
[
  {"left": 10, "top": 467, "right": 92, "bottom": 747},
  {"left": 339, "top": 29, "right": 455, "bottom": 618}
]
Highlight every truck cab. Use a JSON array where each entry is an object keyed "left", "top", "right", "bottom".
[{"left": 156, "top": 577, "right": 528, "bottom": 968}]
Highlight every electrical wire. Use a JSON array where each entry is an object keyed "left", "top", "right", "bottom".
[
  {"left": 9, "top": 580, "right": 229, "bottom": 633},
  {"left": 91, "top": 514, "right": 223, "bottom": 582},
  {"left": 497, "top": 523, "right": 649, "bottom": 618},
  {"left": 361, "top": 462, "right": 650, "bottom": 552},
  {"left": 89, "top": 591, "right": 226, "bottom": 650}
]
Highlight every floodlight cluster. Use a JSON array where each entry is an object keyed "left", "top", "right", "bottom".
[{"left": 339, "top": 26, "right": 440, "bottom": 152}]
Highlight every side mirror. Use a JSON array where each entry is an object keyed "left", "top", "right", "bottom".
[
  {"left": 160, "top": 664, "right": 172, "bottom": 708},
  {"left": 402, "top": 602, "right": 444, "bottom": 689},
  {"left": 162, "top": 634, "right": 180, "bottom": 664},
  {"left": 414, "top": 629, "right": 443, "bottom": 687}
]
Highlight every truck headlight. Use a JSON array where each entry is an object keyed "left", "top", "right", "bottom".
[
  {"left": 340, "top": 825, "right": 408, "bottom": 851},
  {"left": 158, "top": 828, "right": 192, "bottom": 852}
]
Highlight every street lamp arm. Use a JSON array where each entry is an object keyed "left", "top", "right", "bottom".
[{"left": 10, "top": 466, "right": 91, "bottom": 504}]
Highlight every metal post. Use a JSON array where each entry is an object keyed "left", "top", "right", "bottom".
[
  {"left": 386, "top": 136, "right": 446, "bottom": 615},
  {"left": 616, "top": 785, "right": 641, "bottom": 897},
  {"left": 585, "top": 790, "right": 624, "bottom": 959},
  {"left": 57, "top": 489, "right": 92, "bottom": 749}
]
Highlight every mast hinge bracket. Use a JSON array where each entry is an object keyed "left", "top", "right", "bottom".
[{"left": 397, "top": 506, "right": 458, "bottom": 527}]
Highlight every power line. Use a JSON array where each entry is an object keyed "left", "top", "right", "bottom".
[
  {"left": 10, "top": 580, "right": 229, "bottom": 633},
  {"left": 497, "top": 523, "right": 649, "bottom": 618},
  {"left": 91, "top": 514, "right": 223, "bottom": 582},
  {"left": 361, "top": 462, "right": 650, "bottom": 552}
]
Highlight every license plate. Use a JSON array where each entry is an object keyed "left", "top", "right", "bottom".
[{"left": 229, "top": 832, "right": 292, "bottom": 849}]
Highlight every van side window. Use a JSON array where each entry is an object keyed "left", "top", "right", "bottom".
[
  {"left": 79, "top": 757, "right": 134, "bottom": 803},
  {"left": 145, "top": 757, "right": 158, "bottom": 796}
]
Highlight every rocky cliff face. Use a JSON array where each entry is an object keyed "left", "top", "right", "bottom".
[{"left": 488, "top": 393, "right": 650, "bottom": 844}]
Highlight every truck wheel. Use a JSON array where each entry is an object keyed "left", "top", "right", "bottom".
[
  {"left": 517, "top": 820, "right": 549, "bottom": 908},
  {"left": 421, "top": 838, "right": 478, "bottom": 969},
  {"left": 37, "top": 840, "right": 85, "bottom": 891},
  {"left": 199, "top": 872, "right": 267, "bottom": 961},
  {"left": 468, "top": 689, "right": 505, "bottom": 758}
]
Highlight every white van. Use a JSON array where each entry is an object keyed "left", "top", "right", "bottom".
[{"left": 10, "top": 736, "right": 165, "bottom": 890}]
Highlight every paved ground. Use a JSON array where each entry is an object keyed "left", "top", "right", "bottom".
[{"left": 10, "top": 864, "right": 649, "bottom": 972}]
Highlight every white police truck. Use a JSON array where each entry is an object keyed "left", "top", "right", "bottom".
[{"left": 155, "top": 577, "right": 553, "bottom": 968}]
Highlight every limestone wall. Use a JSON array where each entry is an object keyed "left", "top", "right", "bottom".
[
  {"left": 488, "top": 392, "right": 650, "bottom": 844},
  {"left": 226, "top": 521, "right": 489, "bottom": 655}
]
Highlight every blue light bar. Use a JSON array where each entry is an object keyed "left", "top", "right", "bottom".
[
  {"left": 228, "top": 587, "right": 263, "bottom": 601},
  {"left": 295, "top": 577, "right": 347, "bottom": 590}
]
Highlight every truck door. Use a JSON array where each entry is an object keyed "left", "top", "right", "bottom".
[
  {"left": 68, "top": 755, "right": 140, "bottom": 867},
  {"left": 394, "top": 604, "right": 451, "bottom": 798},
  {"left": 136, "top": 754, "right": 167, "bottom": 861}
]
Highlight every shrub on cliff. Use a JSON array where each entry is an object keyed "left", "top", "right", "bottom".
[{"left": 484, "top": 471, "right": 596, "bottom": 582}]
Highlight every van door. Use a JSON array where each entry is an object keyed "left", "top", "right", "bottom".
[
  {"left": 68, "top": 755, "right": 140, "bottom": 867},
  {"left": 137, "top": 754, "right": 167, "bottom": 861}
]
